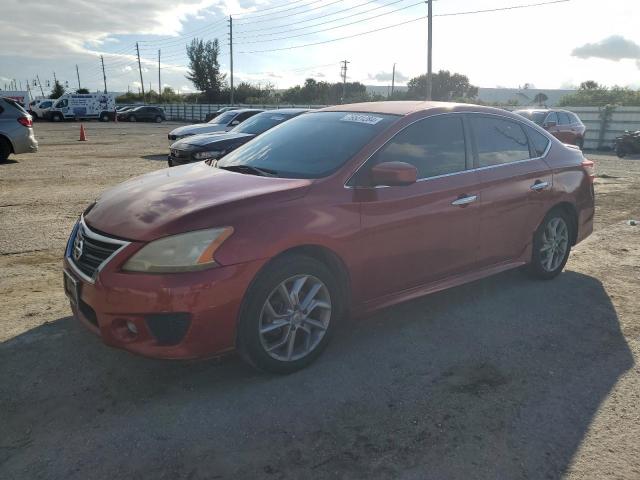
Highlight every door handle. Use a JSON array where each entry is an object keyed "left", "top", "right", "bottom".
[
  {"left": 451, "top": 195, "right": 477, "bottom": 206},
  {"left": 530, "top": 181, "right": 549, "bottom": 191}
]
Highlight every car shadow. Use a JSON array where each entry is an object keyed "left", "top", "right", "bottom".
[
  {"left": 140, "top": 154, "right": 168, "bottom": 162},
  {"left": 0, "top": 270, "right": 632, "bottom": 479},
  {"left": 0, "top": 158, "right": 19, "bottom": 165}
]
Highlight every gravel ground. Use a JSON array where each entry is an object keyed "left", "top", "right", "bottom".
[{"left": 1, "top": 121, "right": 639, "bottom": 479}]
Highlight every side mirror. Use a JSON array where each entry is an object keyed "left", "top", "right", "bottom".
[
  {"left": 370, "top": 161, "right": 418, "bottom": 187},
  {"left": 544, "top": 121, "right": 557, "bottom": 128},
  {"left": 230, "top": 120, "right": 240, "bottom": 126}
]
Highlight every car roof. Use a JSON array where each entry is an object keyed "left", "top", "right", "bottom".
[
  {"left": 319, "top": 100, "right": 534, "bottom": 120},
  {"left": 261, "top": 108, "right": 309, "bottom": 115}
]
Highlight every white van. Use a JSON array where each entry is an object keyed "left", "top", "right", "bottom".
[{"left": 47, "top": 93, "right": 116, "bottom": 121}]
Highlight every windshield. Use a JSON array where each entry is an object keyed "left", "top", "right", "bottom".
[
  {"left": 231, "top": 111, "right": 297, "bottom": 135},
  {"left": 515, "top": 110, "right": 547, "bottom": 126},
  {"left": 217, "top": 111, "right": 398, "bottom": 178},
  {"left": 208, "top": 111, "right": 238, "bottom": 125}
]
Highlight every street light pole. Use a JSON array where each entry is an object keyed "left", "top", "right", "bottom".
[{"left": 426, "top": 0, "right": 433, "bottom": 100}]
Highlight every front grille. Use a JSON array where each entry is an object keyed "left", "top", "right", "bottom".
[{"left": 70, "top": 222, "right": 124, "bottom": 280}]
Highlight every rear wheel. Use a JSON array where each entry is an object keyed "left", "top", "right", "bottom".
[
  {"left": 155, "top": 115, "right": 162, "bottom": 123},
  {"left": 526, "top": 209, "right": 573, "bottom": 279},
  {"left": 237, "top": 254, "right": 341, "bottom": 373},
  {"left": 129, "top": 115, "right": 137, "bottom": 122},
  {"left": 0, "top": 138, "right": 11, "bottom": 162},
  {"left": 52, "top": 113, "right": 63, "bottom": 122},
  {"left": 99, "top": 112, "right": 109, "bottom": 122}
]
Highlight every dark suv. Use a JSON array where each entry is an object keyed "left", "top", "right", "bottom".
[
  {"left": 117, "top": 106, "right": 166, "bottom": 123},
  {"left": 514, "top": 109, "right": 585, "bottom": 149}
]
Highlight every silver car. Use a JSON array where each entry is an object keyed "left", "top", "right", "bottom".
[{"left": 0, "top": 97, "right": 38, "bottom": 162}]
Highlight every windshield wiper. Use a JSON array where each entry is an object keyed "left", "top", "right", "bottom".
[{"left": 217, "top": 164, "right": 277, "bottom": 177}]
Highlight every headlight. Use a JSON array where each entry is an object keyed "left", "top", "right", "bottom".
[
  {"left": 193, "top": 150, "right": 225, "bottom": 160},
  {"left": 122, "top": 227, "right": 234, "bottom": 273}
]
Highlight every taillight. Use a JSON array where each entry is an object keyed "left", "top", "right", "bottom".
[
  {"left": 581, "top": 159, "right": 595, "bottom": 183},
  {"left": 17, "top": 116, "right": 33, "bottom": 127}
]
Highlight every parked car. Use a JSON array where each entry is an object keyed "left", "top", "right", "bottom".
[
  {"left": 614, "top": 130, "right": 640, "bottom": 158},
  {"left": 117, "top": 106, "right": 165, "bottom": 123},
  {"left": 0, "top": 97, "right": 38, "bottom": 162},
  {"left": 63, "top": 101, "right": 595, "bottom": 373},
  {"left": 204, "top": 106, "right": 238, "bottom": 122},
  {"left": 514, "top": 109, "right": 585, "bottom": 149},
  {"left": 168, "top": 108, "right": 309, "bottom": 166},
  {"left": 29, "top": 99, "right": 54, "bottom": 120},
  {"left": 46, "top": 93, "right": 116, "bottom": 122},
  {"left": 167, "top": 108, "right": 263, "bottom": 143}
]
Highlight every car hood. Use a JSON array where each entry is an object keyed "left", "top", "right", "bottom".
[
  {"left": 174, "top": 132, "right": 256, "bottom": 149},
  {"left": 170, "top": 123, "right": 228, "bottom": 136},
  {"left": 85, "top": 163, "right": 312, "bottom": 242}
]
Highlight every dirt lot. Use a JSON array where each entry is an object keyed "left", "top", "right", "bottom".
[{"left": 1, "top": 121, "right": 639, "bottom": 479}]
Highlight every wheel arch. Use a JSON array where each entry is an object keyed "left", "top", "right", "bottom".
[
  {"left": 546, "top": 201, "right": 579, "bottom": 246},
  {"left": 0, "top": 134, "right": 14, "bottom": 153}
]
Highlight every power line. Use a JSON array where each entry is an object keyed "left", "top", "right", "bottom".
[
  {"left": 234, "top": 0, "right": 345, "bottom": 26},
  {"left": 233, "top": 0, "right": 413, "bottom": 38},
  {"left": 234, "top": 0, "right": 425, "bottom": 45},
  {"left": 238, "top": 0, "right": 570, "bottom": 54},
  {"left": 233, "top": 0, "right": 327, "bottom": 19}
]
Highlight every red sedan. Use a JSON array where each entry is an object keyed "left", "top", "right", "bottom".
[{"left": 63, "top": 101, "right": 595, "bottom": 373}]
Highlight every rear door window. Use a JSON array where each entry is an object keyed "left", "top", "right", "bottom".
[
  {"left": 557, "top": 112, "right": 571, "bottom": 125},
  {"left": 524, "top": 125, "right": 550, "bottom": 157},
  {"left": 470, "top": 116, "right": 531, "bottom": 167},
  {"left": 367, "top": 115, "right": 467, "bottom": 180},
  {"left": 544, "top": 112, "right": 558, "bottom": 126}
]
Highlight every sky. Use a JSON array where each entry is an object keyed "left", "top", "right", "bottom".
[{"left": 0, "top": 0, "right": 638, "bottom": 97}]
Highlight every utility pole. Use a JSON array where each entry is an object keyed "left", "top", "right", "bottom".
[
  {"left": 52, "top": 72, "right": 57, "bottom": 88},
  {"left": 100, "top": 56, "right": 108, "bottom": 93},
  {"left": 340, "top": 60, "right": 350, "bottom": 104},
  {"left": 36, "top": 75, "right": 45, "bottom": 97},
  {"left": 426, "top": 0, "right": 433, "bottom": 100},
  {"left": 136, "top": 42, "right": 146, "bottom": 103},
  {"left": 158, "top": 49, "right": 161, "bottom": 102},
  {"left": 391, "top": 63, "right": 396, "bottom": 97},
  {"left": 229, "top": 16, "right": 234, "bottom": 105},
  {"left": 76, "top": 64, "right": 81, "bottom": 90}
]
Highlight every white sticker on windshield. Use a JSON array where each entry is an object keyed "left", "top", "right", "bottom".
[{"left": 340, "top": 113, "right": 383, "bottom": 125}]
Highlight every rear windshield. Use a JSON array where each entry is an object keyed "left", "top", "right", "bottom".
[
  {"left": 514, "top": 110, "right": 547, "bottom": 126},
  {"left": 231, "top": 111, "right": 298, "bottom": 135},
  {"left": 209, "top": 111, "right": 238, "bottom": 125},
  {"left": 217, "top": 111, "right": 398, "bottom": 178},
  {"left": 2, "top": 97, "right": 28, "bottom": 114}
]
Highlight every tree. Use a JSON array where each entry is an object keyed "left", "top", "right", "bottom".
[
  {"left": 76, "top": 88, "right": 90, "bottom": 94},
  {"left": 579, "top": 80, "right": 602, "bottom": 90},
  {"left": 185, "top": 38, "right": 227, "bottom": 101},
  {"left": 405, "top": 70, "right": 478, "bottom": 101},
  {"left": 281, "top": 78, "right": 371, "bottom": 104},
  {"left": 49, "top": 80, "right": 65, "bottom": 99},
  {"left": 559, "top": 84, "right": 640, "bottom": 107},
  {"left": 533, "top": 92, "right": 548, "bottom": 106}
]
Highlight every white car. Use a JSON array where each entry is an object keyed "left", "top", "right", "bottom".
[
  {"left": 168, "top": 109, "right": 263, "bottom": 143},
  {"left": 29, "top": 99, "right": 54, "bottom": 120}
]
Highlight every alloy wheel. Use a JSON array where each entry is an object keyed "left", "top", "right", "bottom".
[
  {"left": 539, "top": 217, "right": 569, "bottom": 272},
  {"left": 259, "top": 274, "right": 332, "bottom": 362}
]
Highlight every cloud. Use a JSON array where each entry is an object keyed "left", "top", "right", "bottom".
[
  {"left": 368, "top": 70, "right": 409, "bottom": 83},
  {"left": 572, "top": 35, "right": 640, "bottom": 62}
]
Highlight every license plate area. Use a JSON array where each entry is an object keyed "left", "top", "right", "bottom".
[{"left": 63, "top": 270, "right": 80, "bottom": 306}]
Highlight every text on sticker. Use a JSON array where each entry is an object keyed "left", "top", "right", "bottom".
[{"left": 340, "top": 113, "right": 383, "bottom": 125}]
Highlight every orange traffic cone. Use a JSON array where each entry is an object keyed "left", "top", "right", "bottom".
[{"left": 79, "top": 124, "right": 87, "bottom": 141}]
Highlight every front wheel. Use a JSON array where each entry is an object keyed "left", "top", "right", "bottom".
[
  {"left": 52, "top": 113, "right": 63, "bottom": 122},
  {"left": 0, "top": 138, "right": 11, "bottom": 162},
  {"left": 526, "top": 210, "right": 572, "bottom": 280},
  {"left": 237, "top": 255, "right": 341, "bottom": 373}
]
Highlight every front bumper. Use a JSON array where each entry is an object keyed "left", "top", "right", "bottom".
[
  {"left": 63, "top": 251, "right": 265, "bottom": 360},
  {"left": 167, "top": 154, "right": 196, "bottom": 167}
]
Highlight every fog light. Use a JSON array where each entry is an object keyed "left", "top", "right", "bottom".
[{"left": 126, "top": 321, "right": 138, "bottom": 334}]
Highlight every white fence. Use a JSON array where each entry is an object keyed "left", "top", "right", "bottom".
[{"left": 145, "top": 103, "right": 640, "bottom": 150}]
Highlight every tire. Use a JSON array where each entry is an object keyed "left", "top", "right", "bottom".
[
  {"left": 0, "top": 138, "right": 11, "bottom": 162},
  {"left": 52, "top": 113, "right": 63, "bottom": 122},
  {"left": 129, "top": 115, "right": 137, "bottom": 122},
  {"left": 525, "top": 209, "right": 573, "bottom": 280},
  {"left": 237, "top": 254, "right": 342, "bottom": 374},
  {"left": 99, "top": 112, "right": 109, "bottom": 122},
  {"left": 155, "top": 115, "right": 162, "bottom": 123},
  {"left": 615, "top": 144, "right": 627, "bottom": 158}
]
